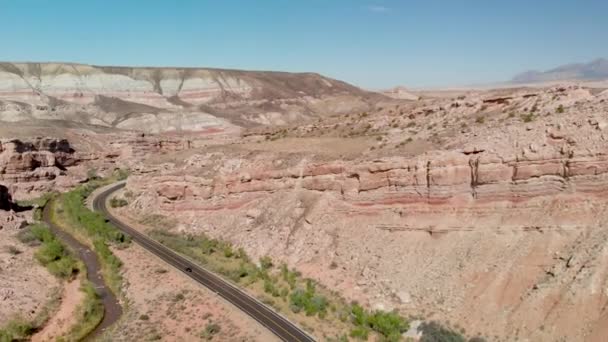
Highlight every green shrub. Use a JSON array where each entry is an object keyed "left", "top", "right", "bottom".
[
  {"left": 222, "top": 244, "right": 234, "bottom": 258},
  {"left": 521, "top": 113, "right": 535, "bottom": 123},
  {"left": 350, "top": 326, "right": 370, "bottom": 340},
  {"left": 556, "top": 104, "right": 565, "bottom": 113},
  {"left": 200, "top": 322, "right": 221, "bottom": 340},
  {"left": 475, "top": 116, "right": 485, "bottom": 124},
  {"left": 418, "top": 321, "right": 467, "bottom": 342},
  {"left": 0, "top": 318, "right": 35, "bottom": 341},
  {"left": 350, "top": 304, "right": 409, "bottom": 341},
  {"left": 16, "top": 226, "right": 41, "bottom": 246},
  {"left": 236, "top": 247, "right": 249, "bottom": 261},
  {"left": 60, "top": 185, "right": 130, "bottom": 245},
  {"left": 109, "top": 197, "right": 128, "bottom": 208},
  {"left": 259, "top": 256, "right": 273, "bottom": 270},
  {"left": 367, "top": 311, "right": 409, "bottom": 341},
  {"left": 29, "top": 224, "right": 79, "bottom": 279},
  {"left": 289, "top": 280, "right": 328, "bottom": 318},
  {"left": 114, "top": 168, "right": 130, "bottom": 181},
  {"left": 64, "top": 282, "right": 104, "bottom": 341}
]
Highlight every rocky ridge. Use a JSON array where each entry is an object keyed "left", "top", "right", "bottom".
[{"left": 0, "top": 62, "right": 379, "bottom": 132}]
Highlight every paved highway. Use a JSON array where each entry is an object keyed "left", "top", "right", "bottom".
[{"left": 93, "top": 182, "right": 315, "bottom": 342}]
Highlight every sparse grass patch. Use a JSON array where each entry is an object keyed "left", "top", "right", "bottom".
[
  {"left": 200, "top": 322, "right": 221, "bottom": 340},
  {"left": 0, "top": 318, "right": 35, "bottom": 341},
  {"left": 521, "top": 113, "right": 535, "bottom": 123},
  {"left": 0, "top": 287, "right": 63, "bottom": 342}
]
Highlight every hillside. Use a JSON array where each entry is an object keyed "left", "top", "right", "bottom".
[{"left": 0, "top": 62, "right": 380, "bottom": 132}]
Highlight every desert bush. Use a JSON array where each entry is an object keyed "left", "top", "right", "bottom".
[
  {"left": 521, "top": 113, "right": 535, "bottom": 123},
  {"left": 200, "top": 322, "right": 221, "bottom": 340},
  {"left": 61, "top": 186, "right": 129, "bottom": 245},
  {"left": 475, "top": 116, "right": 485, "bottom": 124},
  {"left": 0, "top": 318, "right": 35, "bottom": 341},
  {"left": 28, "top": 224, "right": 79, "bottom": 279},
  {"left": 418, "top": 321, "right": 467, "bottom": 342},
  {"left": 289, "top": 280, "right": 328, "bottom": 317},
  {"left": 16, "top": 227, "right": 41, "bottom": 246},
  {"left": 556, "top": 104, "right": 565, "bottom": 113},
  {"left": 114, "top": 168, "right": 130, "bottom": 181},
  {"left": 350, "top": 303, "right": 409, "bottom": 341},
  {"left": 259, "top": 256, "right": 273, "bottom": 270},
  {"left": 350, "top": 326, "right": 370, "bottom": 340},
  {"left": 63, "top": 282, "right": 104, "bottom": 341},
  {"left": 109, "top": 197, "right": 128, "bottom": 208}
]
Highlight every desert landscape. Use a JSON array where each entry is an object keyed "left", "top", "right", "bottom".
[{"left": 0, "top": 56, "right": 607, "bottom": 342}]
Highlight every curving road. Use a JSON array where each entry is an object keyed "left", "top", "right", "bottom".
[{"left": 93, "top": 182, "right": 316, "bottom": 342}]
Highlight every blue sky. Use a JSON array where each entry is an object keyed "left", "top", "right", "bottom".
[{"left": 1, "top": 0, "right": 607, "bottom": 89}]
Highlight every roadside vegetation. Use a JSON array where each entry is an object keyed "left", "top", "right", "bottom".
[
  {"left": 50, "top": 169, "right": 131, "bottom": 296},
  {"left": 62, "top": 282, "right": 104, "bottom": 342},
  {"left": 3, "top": 220, "right": 104, "bottom": 341},
  {"left": 20, "top": 223, "right": 79, "bottom": 278},
  {"left": 110, "top": 197, "right": 128, "bottom": 208},
  {"left": 148, "top": 229, "right": 418, "bottom": 341},
  {"left": 0, "top": 317, "right": 36, "bottom": 342}
]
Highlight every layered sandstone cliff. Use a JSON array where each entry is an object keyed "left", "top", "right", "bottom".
[
  {"left": 0, "top": 137, "right": 86, "bottom": 197},
  {"left": 119, "top": 82, "right": 608, "bottom": 341}
]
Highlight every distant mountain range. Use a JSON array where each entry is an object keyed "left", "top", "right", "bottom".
[{"left": 511, "top": 58, "right": 608, "bottom": 83}]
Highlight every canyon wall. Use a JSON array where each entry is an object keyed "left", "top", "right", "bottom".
[{"left": 122, "top": 146, "right": 608, "bottom": 341}]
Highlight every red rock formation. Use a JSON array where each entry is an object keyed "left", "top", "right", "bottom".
[
  {"left": 131, "top": 150, "right": 608, "bottom": 211},
  {"left": 0, "top": 138, "right": 83, "bottom": 198}
]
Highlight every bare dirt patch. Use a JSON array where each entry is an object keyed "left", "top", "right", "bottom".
[
  {"left": 103, "top": 244, "right": 278, "bottom": 341},
  {"left": 31, "top": 279, "right": 84, "bottom": 342},
  {"left": 0, "top": 228, "right": 60, "bottom": 326}
]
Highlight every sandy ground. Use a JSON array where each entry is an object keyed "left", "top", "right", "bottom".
[
  {"left": 31, "top": 279, "right": 83, "bottom": 341},
  {"left": 0, "top": 228, "right": 60, "bottom": 326},
  {"left": 103, "top": 244, "right": 278, "bottom": 341}
]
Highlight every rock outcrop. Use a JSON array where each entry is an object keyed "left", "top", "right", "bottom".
[
  {"left": 0, "top": 185, "right": 28, "bottom": 230},
  {"left": 0, "top": 138, "right": 84, "bottom": 197},
  {"left": 130, "top": 149, "right": 608, "bottom": 214}
]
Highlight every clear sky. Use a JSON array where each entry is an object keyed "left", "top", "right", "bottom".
[{"left": 1, "top": 0, "right": 607, "bottom": 89}]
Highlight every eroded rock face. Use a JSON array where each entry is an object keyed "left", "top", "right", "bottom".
[
  {"left": 0, "top": 138, "right": 83, "bottom": 198},
  {"left": 124, "top": 147, "right": 608, "bottom": 341},
  {"left": 129, "top": 150, "right": 608, "bottom": 211},
  {"left": 0, "top": 62, "right": 378, "bottom": 131}
]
